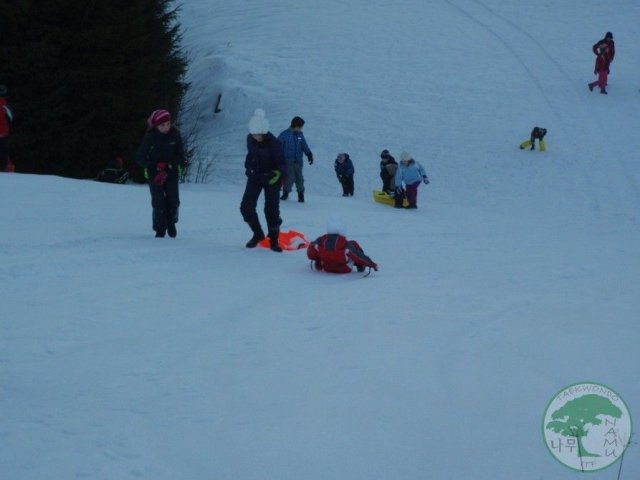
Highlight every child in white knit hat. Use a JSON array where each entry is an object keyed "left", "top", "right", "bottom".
[{"left": 241, "top": 109, "right": 287, "bottom": 251}]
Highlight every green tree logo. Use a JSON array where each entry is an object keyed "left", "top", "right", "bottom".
[{"left": 542, "top": 382, "right": 632, "bottom": 472}]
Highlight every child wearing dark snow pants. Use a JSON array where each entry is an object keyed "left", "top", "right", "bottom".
[
  {"left": 334, "top": 152, "right": 354, "bottom": 196},
  {"left": 135, "top": 109, "right": 187, "bottom": 238},
  {"left": 240, "top": 109, "right": 287, "bottom": 252},
  {"left": 379, "top": 149, "right": 397, "bottom": 194}
]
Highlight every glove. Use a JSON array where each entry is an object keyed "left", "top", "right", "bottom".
[
  {"left": 267, "top": 170, "right": 281, "bottom": 185},
  {"left": 307, "top": 153, "right": 314, "bottom": 165},
  {"left": 395, "top": 186, "right": 405, "bottom": 195},
  {"left": 153, "top": 162, "right": 168, "bottom": 185},
  {"left": 337, "top": 174, "right": 344, "bottom": 181},
  {"left": 423, "top": 175, "right": 430, "bottom": 185},
  {"left": 153, "top": 170, "right": 168, "bottom": 185}
]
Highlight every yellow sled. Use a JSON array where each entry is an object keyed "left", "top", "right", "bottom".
[
  {"left": 519, "top": 139, "right": 546, "bottom": 151},
  {"left": 372, "top": 189, "right": 409, "bottom": 207}
]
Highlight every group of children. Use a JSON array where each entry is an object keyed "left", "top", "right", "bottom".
[
  {"left": 334, "top": 148, "right": 430, "bottom": 209},
  {"left": 310, "top": 148, "right": 430, "bottom": 275}
]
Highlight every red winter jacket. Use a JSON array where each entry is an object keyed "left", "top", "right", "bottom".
[
  {"left": 0, "top": 97, "right": 11, "bottom": 138},
  {"left": 592, "top": 37, "right": 615, "bottom": 74},
  {"left": 307, "top": 234, "right": 377, "bottom": 273}
]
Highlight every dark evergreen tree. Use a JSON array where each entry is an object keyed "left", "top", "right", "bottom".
[{"left": 0, "top": 0, "right": 188, "bottom": 178}]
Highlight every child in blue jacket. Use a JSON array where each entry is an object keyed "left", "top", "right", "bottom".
[
  {"left": 334, "top": 152, "right": 354, "bottom": 196},
  {"left": 394, "top": 151, "right": 429, "bottom": 209}
]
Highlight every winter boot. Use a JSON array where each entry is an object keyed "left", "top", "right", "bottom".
[
  {"left": 167, "top": 223, "right": 177, "bottom": 238},
  {"left": 155, "top": 229, "right": 166, "bottom": 238},
  {"left": 246, "top": 222, "right": 265, "bottom": 248},
  {"left": 600, "top": 88, "right": 608, "bottom": 95},
  {"left": 280, "top": 190, "right": 289, "bottom": 201},
  {"left": 588, "top": 82, "right": 595, "bottom": 92},
  {"left": 268, "top": 229, "right": 282, "bottom": 252},
  {"left": 298, "top": 191, "right": 305, "bottom": 203}
]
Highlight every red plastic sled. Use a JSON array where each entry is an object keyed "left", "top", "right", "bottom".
[{"left": 258, "top": 230, "right": 310, "bottom": 251}]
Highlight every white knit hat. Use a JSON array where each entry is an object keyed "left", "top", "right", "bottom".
[
  {"left": 326, "top": 215, "right": 347, "bottom": 236},
  {"left": 248, "top": 108, "right": 270, "bottom": 134},
  {"left": 400, "top": 151, "right": 412, "bottom": 161}
]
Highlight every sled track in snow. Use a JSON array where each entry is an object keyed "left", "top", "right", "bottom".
[{"left": 442, "top": 0, "right": 556, "bottom": 114}]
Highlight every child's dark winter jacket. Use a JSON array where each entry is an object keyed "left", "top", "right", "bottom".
[
  {"left": 245, "top": 132, "right": 286, "bottom": 182},
  {"left": 334, "top": 154, "right": 354, "bottom": 178},
  {"left": 530, "top": 127, "right": 547, "bottom": 143},
  {"left": 277, "top": 127, "right": 312, "bottom": 165},
  {"left": 307, "top": 234, "right": 378, "bottom": 273},
  {"left": 379, "top": 151, "right": 398, "bottom": 192},
  {"left": 379, "top": 154, "right": 397, "bottom": 173},
  {"left": 135, "top": 127, "right": 186, "bottom": 180}
]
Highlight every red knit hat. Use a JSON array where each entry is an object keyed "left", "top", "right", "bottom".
[{"left": 148, "top": 109, "right": 171, "bottom": 127}]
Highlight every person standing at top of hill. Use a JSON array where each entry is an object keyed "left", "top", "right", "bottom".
[
  {"left": 588, "top": 32, "right": 615, "bottom": 95},
  {"left": 278, "top": 116, "right": 313, "bottom": 203},
  {"left": 0, "top": 85, "right": 14, "bottom": 172}
]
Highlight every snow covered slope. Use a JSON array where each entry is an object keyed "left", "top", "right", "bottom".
[{"left": 2, "top": 1, "right": 639, "bottom": 479}]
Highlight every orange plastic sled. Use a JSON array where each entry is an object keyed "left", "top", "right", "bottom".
[{"left": 258, "top": 230, "right": 310, "bottom": 251}]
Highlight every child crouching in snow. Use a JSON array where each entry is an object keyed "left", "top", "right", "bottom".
[
  {"left": 519, "top": 126, "right": 547, "bottom": 151},
  {"left": 307, "top": 217, "right": 378, "bottom": 273},
  {"left": 394, "top": 151, "right": 429, "bottom": 209},
  {"left": 334, "top": 152, "right": 354, "bottom": 196}
]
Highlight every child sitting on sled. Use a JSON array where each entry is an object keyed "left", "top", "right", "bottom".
[
  {"left": 519, "top": 127, "right": 547, "bottom": 151},
  {"left": 307, "top": 216, "right": 378, "bottom": 273},
  {"left": 334, "top": 152, "right": 355, "bottom": 196},
  {"left": 394, "top": 151, "right": 429, "bottom": 209}
]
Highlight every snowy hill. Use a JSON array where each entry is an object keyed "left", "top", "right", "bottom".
[{"left": 2, "top": 1, "right": 640, "bottom": 479}]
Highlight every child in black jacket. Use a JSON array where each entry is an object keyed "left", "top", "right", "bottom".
[{"left": 334, "top": 152, "right": 354, "bottom": 196}]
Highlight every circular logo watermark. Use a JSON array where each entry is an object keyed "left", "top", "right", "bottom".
[{"left": 542, "top": 382, "right": 632, "bottom": 472}]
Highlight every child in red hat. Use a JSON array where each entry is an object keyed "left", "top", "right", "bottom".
[{"left": 135, "top": 109, "right": 188, "bottom": 237}]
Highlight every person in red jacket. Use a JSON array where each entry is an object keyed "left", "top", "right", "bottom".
[
  {"left": 0, "top": 85, "right": 14, "bottom": 172},
  {"left": 307, "top": 217, "right": 378, "bottom": 273},
  {"left": 588, "top": 32, "right": 615, "bottom": 95}
]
